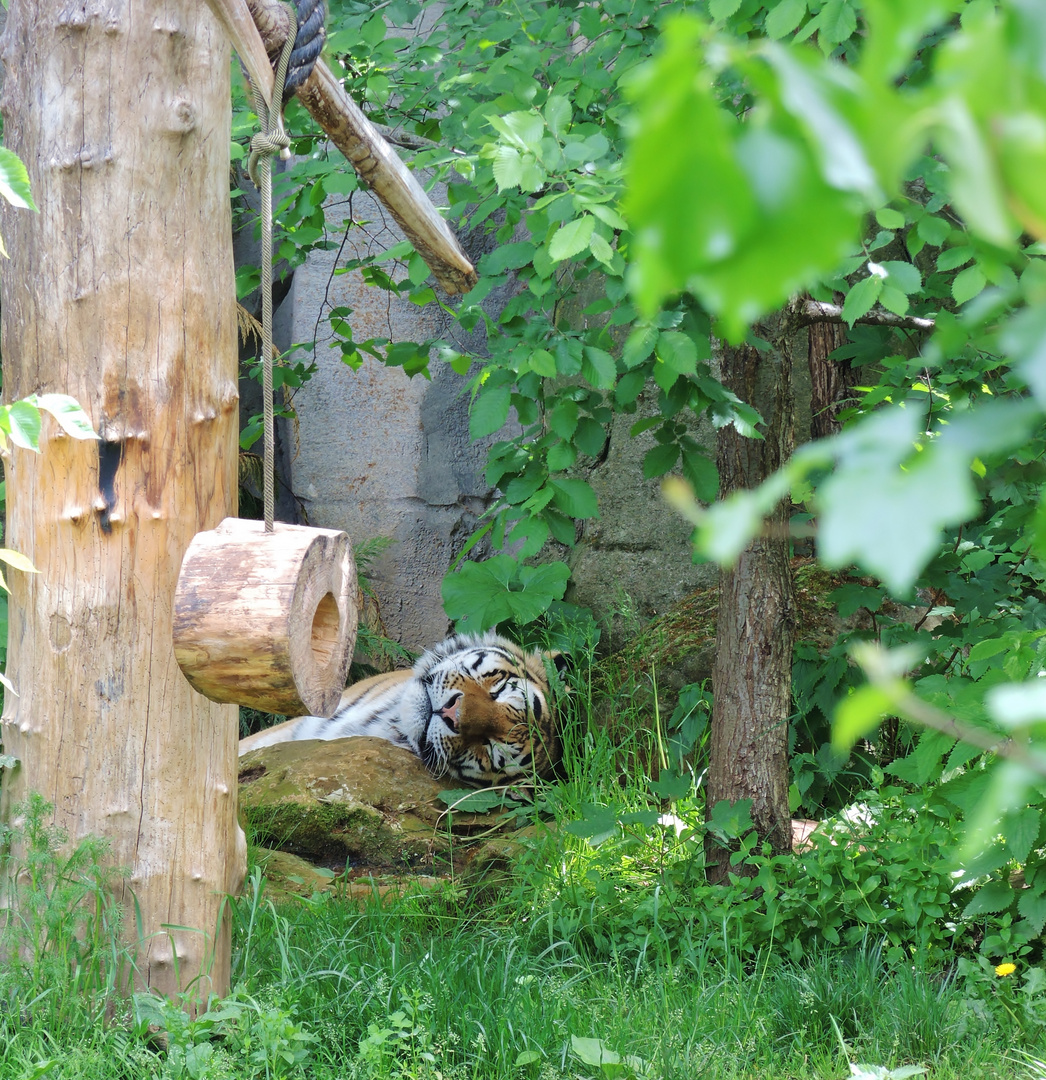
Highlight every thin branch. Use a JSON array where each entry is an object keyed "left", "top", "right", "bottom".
[
  {"left": 794, "top": 298, "right": 936, "bottom": 331},
  {"left": 856, "top": 646, "right": 1046, "bottom": 778}
]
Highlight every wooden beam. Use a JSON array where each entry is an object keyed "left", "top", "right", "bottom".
[{"left": 203, "top": 0, "right": 479, "bottom": 295}]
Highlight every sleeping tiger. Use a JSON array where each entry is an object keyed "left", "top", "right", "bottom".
[{"left": 238, "top": 631, "right": 565, "bottom": 786}]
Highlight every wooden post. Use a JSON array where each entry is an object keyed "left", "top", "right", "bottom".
[{"left": 0, "top": 1, "right": 245, "bottom": 1000}]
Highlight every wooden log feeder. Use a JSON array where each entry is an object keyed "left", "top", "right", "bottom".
[{"left": 173, "top": 518, "right": 358, "bottom": 717}]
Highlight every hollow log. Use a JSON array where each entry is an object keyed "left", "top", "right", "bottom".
[{"left": 174, "top": 518, "right": 358, "bottom": 717}]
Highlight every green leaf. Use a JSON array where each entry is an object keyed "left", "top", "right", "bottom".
[
  {"left": 962, "top": 880, "right": 1015, "bottom": 917},
  {"left": 1005, "top": 807, "right": 1040, "bottom": 864},
  {"left": 407, "top": 252, "right": 429, "bottom": 286},
  {"left": 492, "top": 146, "right": 523, "bottom": 192},
  {"left": 587, "top": 202, "right": 629, "bottom": 231},
  {"left": 878, "top": 284, "right": 909, "bottom": 315},
  {"left": 833, "top": 684, "right": 893, "bottom": 751},
  {"left": 488, "top": 110, "right": 545, "bottom": 150},
  {"left": 936, "top": 245, "right": 973, "bottom": 271},
  {"left": 479, "top": 241, "right": 535, "bottom": 275},
  {"left": 564, "top": 806, "right": 619, "bottom": 846},
  {"left": 644, "top": 442, "right": 680, "bottom": 479},
  {"left": 361, "top": 12, "right": 386, "bottom": 45},
  {"left": 1018, "top": 889, "right": 1046, "bottom": 935},
  {"left": 966, "top": 638, "right": 1009, "bottom": 664},
  {"left": 437, "top": 787, "right": 508, "bottom": 813},
  {"left": 625, "top": 17, "right": 755, "bottom": 320},
  {"left": 549, "top": 399, "right": 579, "bottom": 440},
  {"left": 582, "top": 346, "right": 617, "bottom": 389},
  {"left": 917, "top": 213, "right": 951, "bottom": 246},
  {"left": 707, "top": 798, "right": 754, "bottom": 842},
  {"left": 708, "top": 0, "right": 741, "bottom": 19},
  {"left": 986, "top": 680, "right": 1046, "bottom": 730},
  {"left": 827, "top": 583, "right": 884, "bottom": 618},
  {"left": 544, "top": 95, "right": 572, "bottom": 136},
  {"left": 550, "top": 477, "right": 598, "bottom": 518},
  {"left": 575, "top": 419, "right": 606, "bottom": 457},
  {"left": 0, "top": 549, "right": 38, "bottom": 575},
  {"left": 442, "top": 556, "right": 516, "bottom": 630},
  {"left": 934, "top": 98, "right": 1015, "bottom": 248},
  {"left": 529, "top": 349, "right": 557, "bottom": 377},
  {"left": 549, "top": 216, "right": 595, "bottom": 262},
  {"left": 655, "top": 331, "right": 698, "bottom": 376},
  {"left": 5, "top": 400, "right": 41, "bottom": 450},
  {"left": 32, "top": 394, "right": 97, "bottom": 440},
  {"left": 589, "top": 231, "right": 615, "bottom": 267},
  {"left": 518, "top": 560, "right": 570, "bottom": 603},
  {"left": 765, "top": 0, "right": 807, "bottom": 40},
  {"left": 879, "top": 260, "right": 921, "bottom": 294},
  {"left": 819, "top": 0, "right": 857, "bottom": 45},
  {"left": 547, "top": 441, "right": 577, "bottom": 471},
  {"left": 681, "top": 450, "right": 718, "bottom": 503},
  {"left": 875, "top": 207, "right": 905, "bottom": 229},
  {"left": 622, "top": 326, "right": 658, "bottom": 368},
  {"left": 649, "top": 768, "right": 693, "bottom": 800},
  {"left": 813, "top": 403, "right": 1028, "bottom": 592},
  {"left": 952, "top": 265, "right": 986, "bottom": 305},
  {"left": 469, "top": 385, "right": 512, "bottom": 439},
  {"left": 570, "top": 1035, "right": 621, "bottom": 1067},
  {"left": 842, "top": 275, "right": 883, "bottom": 326},
  {"left": 0, "top": 147, "right": 36, "bottom": 211}
]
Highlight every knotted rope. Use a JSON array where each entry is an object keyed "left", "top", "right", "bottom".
[{"left": 246, "top": 0, "right": 325, "bottom": 532}]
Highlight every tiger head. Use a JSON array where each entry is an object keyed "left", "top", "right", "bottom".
[{"left": 399, "top": 632, "right": 565, "bottom": 786}]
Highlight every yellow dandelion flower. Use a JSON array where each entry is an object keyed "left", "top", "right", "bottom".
[{"left": 995, "top": 962, "right": 1016, "bottom": 977}]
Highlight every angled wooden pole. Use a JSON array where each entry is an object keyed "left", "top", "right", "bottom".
[{"left": 205, "top": 0, "right": 479, "bottom": 295}]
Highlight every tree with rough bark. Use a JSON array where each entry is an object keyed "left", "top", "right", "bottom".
[{"left": 705, "top": 328, "right": 796, "bottom": 878}]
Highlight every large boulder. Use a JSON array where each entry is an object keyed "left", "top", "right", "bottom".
[{"left": 238, "top": 736, "right": 518, "bottom": 872}]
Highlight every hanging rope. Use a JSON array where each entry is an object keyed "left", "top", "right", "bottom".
[
  {"left": 245, "top": 0, "right": 325, "bottom": 534},
  {"left": 282, "top": 0, "right": 326, "bottom": 104}
]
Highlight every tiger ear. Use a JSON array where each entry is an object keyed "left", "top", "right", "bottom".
[{"left": 544, "top": 650, "right": 572, "bottom": 681}]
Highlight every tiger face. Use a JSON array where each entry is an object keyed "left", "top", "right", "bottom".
[
  {"left": 398, "top": 636, "right": 561, "bottom": 784},
  {"left": 398, "top": 633, "right": 562, "bottom": 785}
]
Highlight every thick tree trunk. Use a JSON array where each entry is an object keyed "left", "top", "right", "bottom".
[
  {"left": 0, "top": 0, "right": 245, "bottom": 1000},
  {"left": 706, "top": 329, "right": 796, "bottom": 882},
  {"left": 807, "top": 318, "right": 855, "bottom": 440}
]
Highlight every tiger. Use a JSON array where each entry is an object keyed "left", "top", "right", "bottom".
[{"left": 238, "top": 631, "right": 565, "bottom": 786}]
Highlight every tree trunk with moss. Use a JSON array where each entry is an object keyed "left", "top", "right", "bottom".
[
  {"left": 706, "top": 328, "right": 796, "bottom": 882},
  {"left": 0, "top": 0, "right": 245, "bottom": 1000}
]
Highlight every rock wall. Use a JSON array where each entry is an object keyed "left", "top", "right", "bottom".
[{"left": 278, "top": 193, "right": 510, "bottom": 648}]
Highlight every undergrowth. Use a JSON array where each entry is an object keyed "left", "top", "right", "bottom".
[{"left": 1, "top": 643, "right": 1046, "bottom": 1078}]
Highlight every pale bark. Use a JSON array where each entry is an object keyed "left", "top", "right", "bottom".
[
  {"left": 793, "top": 297, "right": 935, "bottom": 331},
  {"left": 174, "top": 517, "right": 358, "bottom": 717},
  {"left": 0, "top": 0, "right": 245, "bottom": 1000}
]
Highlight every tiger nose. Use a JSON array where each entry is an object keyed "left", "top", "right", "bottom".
[{"left": 438, "top": 692, "right": 463, "bottom": 730}]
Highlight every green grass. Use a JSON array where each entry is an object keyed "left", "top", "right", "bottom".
[
  {"left": 1, "top": 662, "right": 1044, "bottom": 1079},
  {"left": 0, "top": 886, "right": 1033, "bottom": 1080}
]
